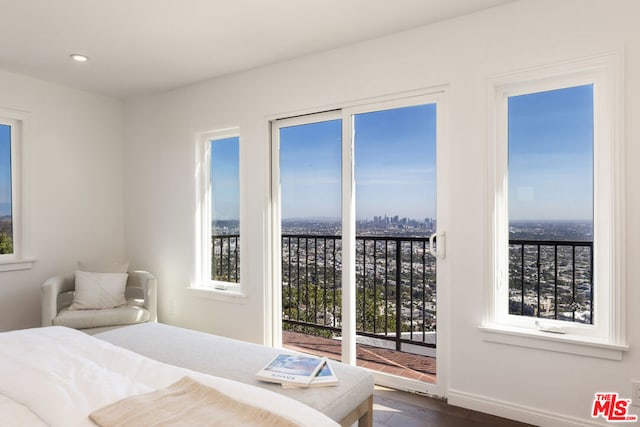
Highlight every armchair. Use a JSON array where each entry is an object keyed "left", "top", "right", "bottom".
[{"left": 41, "top": 271, "right": 157, "bottom": 335}]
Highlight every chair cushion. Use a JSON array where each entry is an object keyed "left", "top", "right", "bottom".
[{"left": 53, "top": 301, "right": 150, "bottom": 329}]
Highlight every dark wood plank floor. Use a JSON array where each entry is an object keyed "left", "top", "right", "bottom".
[{"left": 373, "top": 386, "right": 536, "bottom": 427}]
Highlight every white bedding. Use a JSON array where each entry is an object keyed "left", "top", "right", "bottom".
[
  {"left": 0, "top": 326, "right": 337, "bottom": 427},
  {"left": 0, "top": 393, "right": 46, "bottom": 426}
]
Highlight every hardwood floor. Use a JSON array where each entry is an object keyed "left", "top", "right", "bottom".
[
  {"left": 373, "top": 386, "right": 536, "bottom": 427},
  {"left": 283, "top": 331, "right": 535, "bottom": 426}
]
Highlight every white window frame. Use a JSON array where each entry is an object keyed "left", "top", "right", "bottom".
[
  {"left": 482, "top": 52, "right": 627, "bottom": 360},
  {"left": 0, "top": 108, "right": 33, "bottom": 272},
  {"left": 193, "top": 127, "right": 243, "bottom": 298}
]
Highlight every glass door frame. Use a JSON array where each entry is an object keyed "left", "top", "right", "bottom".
[
  {"left": 269, "top": 88, "right": 450, "bottom": 398},
  {"left": 269, "top": 110, "right": 342, "bottom": 355}
]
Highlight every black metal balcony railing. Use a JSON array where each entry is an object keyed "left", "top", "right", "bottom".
[
  {"left": 211, "top": 235, "right": 239, "bottom": 282},
  {"left": 211, "top": 234, "right": 595, "bottom": 347},
  {"left": 281, "top": 234, "right": 437, "bottom": 351},
  {"left": 509, "top": 239, "right": 593, "bottom": 324}
]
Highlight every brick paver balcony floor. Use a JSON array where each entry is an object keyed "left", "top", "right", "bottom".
[{"left": 283, "top": 330, "right": 436, "bottom": 384}]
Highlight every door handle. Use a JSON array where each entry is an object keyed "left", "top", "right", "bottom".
[{"left": 429, "top": 231, "right": 446, "bottom": 259}]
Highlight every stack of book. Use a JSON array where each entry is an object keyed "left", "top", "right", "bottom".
[{"left": 256, "top": 353, "right": 338, "bottom": 388}]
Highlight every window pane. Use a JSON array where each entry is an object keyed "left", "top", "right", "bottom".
[
  {"left": 353, "top": 104, "right": 438, "bottom": 355},
  {"left": 210, "top": 136, "right": 239, "bottom": 282},
  {"left": 354, "top": 104, "right": 436, "bottom": 237},
  {"left": 280, "top": 120, "right": 342, "bottom": 233},
  {"left": 508, "top": 84, "right": 594, "bottom": 323},
  {"left": 279, "top": 119, "right": 343, "bottom": 358},
  {"left": 0, "top": 124, "right": 12, "bottom": 255}
]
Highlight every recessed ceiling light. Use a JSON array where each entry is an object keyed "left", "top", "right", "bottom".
[{"left": 70, "top": 54, "right": 89, "bottom": 63}]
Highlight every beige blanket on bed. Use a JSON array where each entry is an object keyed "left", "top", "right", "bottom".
[{"left": 89, "top": 376, "right": 300, "bottom": 427}]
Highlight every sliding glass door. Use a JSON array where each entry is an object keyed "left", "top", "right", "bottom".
[
  {"left": 353, "top": 103, "right": 438, "bottom": 385},
  {"left": 272, "top": 92, "right": 447, "bottom": 396}
]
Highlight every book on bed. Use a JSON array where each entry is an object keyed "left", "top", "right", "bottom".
[{"left": 256, "top": 353, "right": 329, "bottom": 387}]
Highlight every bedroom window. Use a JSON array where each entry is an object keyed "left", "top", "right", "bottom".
[
  {"left": 0, "top": 109, "right": 32, "bottom": 272},
  {"left": 484, "top": 53, "right": 626, "bottom": 358},
  {"left": 195, "top": 128, "right": 241, "bottom": 293},
  {"left": 507, "top": 84, "right": 595, "bottom": 324},
  {"left": 0, "top": 123, "right": 12, "bottom": 256}
]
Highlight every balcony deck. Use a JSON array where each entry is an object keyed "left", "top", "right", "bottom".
[{"left": 283, "top": 330, "right": 437, "bottom": 384}]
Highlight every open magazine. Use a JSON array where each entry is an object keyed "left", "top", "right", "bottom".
[
  {"left": 256, "top": 354, "right": 332, "bottom": 387},
  {"left": 281, "top": 361, "right": 338, "bottom": 389}
]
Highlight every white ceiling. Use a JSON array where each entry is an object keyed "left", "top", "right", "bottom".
[{"left": 0, "top": 0, "right": 515, "bottom": 99}]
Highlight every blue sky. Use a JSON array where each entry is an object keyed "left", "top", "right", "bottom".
[
  {"left": 508, "top": 84, "right": 593, "bottom": 222},
  {"left": 209, "top": 88, "right": 593, "bottom": 224},
  {"left": 354, "top": 105, "right": 436, "bottom": 220},
  {"left": 280, "top": 119, "right": 342, "bottom": 219},
  {"left": 208, "top": 112, "right": 433, "bottom": 222},
  {"left": 0, "top": 124, "right": 11, "bottom": 217},
  {"left": 279, "top": 104, "right": 437, "bottom": 221},
  {"left": 210, "top": 136, "right": 240, "bottom": 220}
]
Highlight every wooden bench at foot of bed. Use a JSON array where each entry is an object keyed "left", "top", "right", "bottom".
[{"left": 96, "top": 323, "right": 374, "bottom": 427}]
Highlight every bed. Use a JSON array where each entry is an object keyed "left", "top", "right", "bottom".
[
  {"left": 0, "top": 326, "right": 339, "bottom": 426},
  {"left": 97, "top": 323, "right": 375, "bottom": 427}
]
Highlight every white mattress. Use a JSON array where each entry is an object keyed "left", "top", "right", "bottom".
[{"left": 0, "top": 326, "right": 337, "bottom": 426}]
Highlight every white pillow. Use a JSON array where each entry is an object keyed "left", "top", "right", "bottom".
[{"left": 69, "top": 270, "right": 128, "bottom": 310}]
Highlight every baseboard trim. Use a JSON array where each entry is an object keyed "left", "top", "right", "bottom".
[{"left": 447, "top": 389, "right": 607, "bottom": 427}]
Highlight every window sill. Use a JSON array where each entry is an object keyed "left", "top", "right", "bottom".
[
  {"left": 479, "top": 324, "right": 628, "bottom": 361},
  {"left": 0, "top": 257, "right": 36, "bottom": 272},
  {"left": 186, "top": 286, "right": 247, "bottom": 304}
]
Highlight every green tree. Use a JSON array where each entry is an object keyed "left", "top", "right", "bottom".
[
  {"left": 0, "top": 233, "right": 12, "bottom": 255},
  {"left": 356, "top": 281, "right": 397, "bottom": 334},
  {"left": 282, "top": 280, "right": 399, "bottom": 338}
]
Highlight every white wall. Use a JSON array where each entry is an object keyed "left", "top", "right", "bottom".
[
  {"left": 123, "top": 0, "right": 640, "bottom": 425},
  {"left": 0, "top": 70, "right": 125, "bottom": 331}
]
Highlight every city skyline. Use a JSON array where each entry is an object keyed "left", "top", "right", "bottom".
[{"left": 354, "top": 104, "right": 436, "bottom": 221}]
